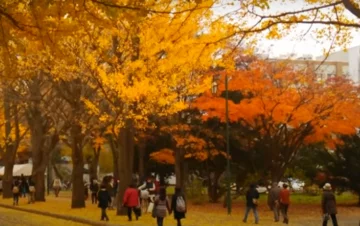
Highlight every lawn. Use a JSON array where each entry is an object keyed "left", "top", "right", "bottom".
[{"left": 0, "top": 192, "right": 359, "bottom": 226}]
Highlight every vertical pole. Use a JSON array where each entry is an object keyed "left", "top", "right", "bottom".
[{"left": 225, "top": 74, "right": 231, "bottom": 215}]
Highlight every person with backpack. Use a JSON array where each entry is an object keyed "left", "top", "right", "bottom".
[
  {"left": 12, "top": 179, "right": 20, "bottom": 206},
  {"left": 28, "top": 178, "right": 35, "bottom": 204},
  {"left": 123, "top": 183, "right": 140, "bottom": 221},
  {"left": 154, "top": 187, "right": 171, "bottom": 226},
  {"left": 280, "top": 183, "right": 291, "bottom": 224},
  {"left": 322, "top": 183, "right": 338, "bottom": 226},
  {"left": 98, "top": 183, "right": 111, "bottom": 221},
  {"left": 90, "top": 179, "right": 99, "bottom": 204},
  {"left": 243, "top": 184, "right": 260, "bottom": 224},
  {"left": 171, "top": 187, "right": 186, "bottom": 226}
]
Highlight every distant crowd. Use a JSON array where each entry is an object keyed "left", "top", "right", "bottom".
[{"left": 10, "top": 174, "right": 339, "bottom": 226}]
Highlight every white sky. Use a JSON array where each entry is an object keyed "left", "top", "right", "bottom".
[{"left": 213, "top": 0, "right": 360, "bottom": 58}]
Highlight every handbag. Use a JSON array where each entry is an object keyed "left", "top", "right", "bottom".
[
  {"left": 323, "top": 213, "right": 330, "bottom": 221},
  {"left": 29, "top": 186, "right": 35, "bottom": 193},
  {"left": 252, "top": 198, "right": 259, "bottom": 205}
]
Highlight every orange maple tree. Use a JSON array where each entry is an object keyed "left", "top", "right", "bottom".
[
  {"left": 195, "top": 61, "right": 360, "bottom": 181},
  {"left": 150, "top": 123, "right": 227, "bottom": 165}
]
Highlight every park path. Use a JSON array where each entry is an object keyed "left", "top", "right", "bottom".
[{"left": 0, "top": 206, "right": 89, "bottom": 226}]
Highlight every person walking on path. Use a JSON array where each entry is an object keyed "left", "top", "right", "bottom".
[
  {"left": 280, "top": 183, "right": 290, "bottom": 224},
  {"left": 106, "top": 177, "right": 115, "bottom": 210},
  {"left": 27, "top": 178, "right": 35, "bottom": 204},
  {"left": 12, "top": 179, "right": 20, "bottom": 206},
  {"left": 243, "top": 184, "right": 260, "bottom": 224},
  {"left": 90, "top": 179, "right": 99, "bottom": 204},
  {"left": 53, "top": 178, "right": 61, "bottom": 197},
  {"left": 171, "top": 187, "right": 186, "bottom": 226},
  {"left": 322, "top": 183, "right": 338, "bottom": 226},
  {"left": 19, "top": 174, "right": 28, "bottom": 198},
  {"left": 123, "top": 183, "right": 140, "bottom": 221},
  {"left": 268, "top": 182, "right": 281, "bottom": 222},
  {"left": 154, "top": 187, "right": 171, "bottom": 226},
  {"left": 98, "top": 184, "right": 111, "bottom": 221}
]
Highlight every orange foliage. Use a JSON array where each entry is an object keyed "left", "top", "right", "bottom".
[
  {"left": 150, "top": 124, "right": 226, "bottom": 164},
  {"left": 195, "top": 61, "right": 360, "bottom": 149}
]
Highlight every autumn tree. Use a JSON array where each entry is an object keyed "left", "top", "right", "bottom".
[{"left": 195, "top": 61, "right": 360, "bottom": 182}]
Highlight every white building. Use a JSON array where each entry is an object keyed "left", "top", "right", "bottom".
[{"left": 317, "top": 46, "right": 360, "bottom": 83}]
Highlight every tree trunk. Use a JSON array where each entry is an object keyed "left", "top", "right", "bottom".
[
  {"left": 89, "top": 147, "right": 100, "bottom": 180},
  {"left": 109, "top": 135, "right": 120, "bottom": 180},
  {"left": 2, "top": 96, "right": 19, "bottom": 198},
  {"left": 71, "top": 124, "right": 85, "bottom": 208},
  {"left": 116, "top": 122, "right": 135, "bottom": 216},
  {"left": 3, "top": 161, "right": 15, "bottom": 198},
  {"left": 175, "top": 148, "right": 185, "bottom": 189},
  {"left": 2, "top": 91, "right": 14, "bottom": 198},
  {"left": 138, "top": 143, "right": 145, "bottom": 180}
]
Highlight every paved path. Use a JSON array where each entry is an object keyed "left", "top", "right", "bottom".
[{"left": 0, "top": 207, "right": 88, "bottom": 226}]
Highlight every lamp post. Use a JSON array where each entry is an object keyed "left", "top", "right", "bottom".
[{"left": 212, "top": 74, "right": 231, "bottom": 215}]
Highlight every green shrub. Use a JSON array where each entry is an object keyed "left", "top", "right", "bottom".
[{"left": 186, "top": 178, "right": 207, "bottom": 205}]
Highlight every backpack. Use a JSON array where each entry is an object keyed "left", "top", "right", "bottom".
[
  {"left": 176, "top": 196, "right": 186, "bottom": 212},
  {"left": 12, "top": 186, "right": 19, "bottom": 194}
]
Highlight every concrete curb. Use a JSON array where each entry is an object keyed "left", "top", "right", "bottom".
[{"left": 0, "top": 203, "right": 120, "bottom": 226}]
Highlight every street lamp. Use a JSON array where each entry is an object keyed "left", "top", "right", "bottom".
[{"left": 211, "top": 74, "right": 231, "bottom": 215}]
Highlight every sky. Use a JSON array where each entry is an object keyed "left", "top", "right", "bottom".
[{"left": 213, "top": 0, "right": 360, "bottom": 59}]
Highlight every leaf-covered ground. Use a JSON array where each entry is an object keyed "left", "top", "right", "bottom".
[
  {"left": 1, "top": 194, "right": 359, "bottom": 226},
  {"left": 0, "top": 207, "right": 87, "bottom": 226}
]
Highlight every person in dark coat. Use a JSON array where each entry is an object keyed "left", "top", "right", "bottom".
[
  {"left": 171, "top": 187, "right": 186, "bottom": 226},
  {"left": 20, "top": 174, "right": 28, "bottom": 198},
  {"left": 90, "top": 179, "right": 99, "bottom": 204},
  {"left": 322, "top": 183, "right": 338, "bottom": 226},
  {"left": 268, "top": 182, "right": 281, "bottom": 222},
  {"left": 98, "top": 184, "right": 111, "bottom": 221},
  {"left": 12, "top": 179, "right": 20, "bottom": 206},
  {"left": 243, "top": 184, "right": 260, "bottom": 224}
]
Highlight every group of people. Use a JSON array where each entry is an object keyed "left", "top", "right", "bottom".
[
  {"left": 92, "top": 175, "right": 186, "bottom": 226},
  {"left": 11, "top": 174, "right": 36, "bottom": 205},
  {"left": 243, "top": 182, "right": 338, "bottom": 226}
]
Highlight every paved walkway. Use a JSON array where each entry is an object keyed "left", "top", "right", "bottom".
[{"left": 0, "top": 207, "right": 88, "bottom": 226}]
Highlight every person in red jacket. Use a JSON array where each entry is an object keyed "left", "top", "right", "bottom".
[
  {"left": 123, "top": 183, "right": 140, "bottom": 221},
  {"left": 280, "top": 183, "right": 291, "bottom": 224}
]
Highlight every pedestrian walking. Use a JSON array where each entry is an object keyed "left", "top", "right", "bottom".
[
  {"left": 154, "top": 187, "right": 171, "bottom": 226},
  {"left": 106, "top": 177, "right": 115, "bottom": 210},
  {"left": 27, "top": 178, "right": 35, "bottom": 204},
  {"left": 171, "top": 187, "right": 186, "bottom": 226},
  {"left": 123, "top": 183, "right": 140, "bottom": 221},
  {"left": 243, "top": 184, "right": 260, "bottom": 224},
  {"left": 20, "top": 174, "right": 28, "bottom": 198},
  {"left": 53, "top": 178, "right": 61, "bottom": 197},
  {"left": 84, "top": 181, "right": 89, "bottom": 200},
  {"left": 98, "top": 184, "right": 111, "bottom": 221},
  {"left": 12, "top": 179, "right": 20, "bottom": 206},
  {"left": 322, "top": 183, "right": 338, "bottom": 226},
  {"left": 268, "top": 182, "right": 281, "bottom": 222},
  {"left": 90, "top": 179, "right": 99, "bottom": 204},
  {"left": 280, "top": 183, "right": 290, "bottom": 224}
]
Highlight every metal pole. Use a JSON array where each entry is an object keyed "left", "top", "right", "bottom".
[{"left": 225, "top": 74, "right": 231, "bottom": 215}]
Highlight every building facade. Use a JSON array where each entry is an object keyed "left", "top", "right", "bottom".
[{"left": 316, "top": 45, "right": 360, "bottom": 83}]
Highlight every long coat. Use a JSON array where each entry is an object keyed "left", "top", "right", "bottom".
[
  {"left": 98, "top": 189, "right": 111, "bottom": 209},
  {"left": 171, "top": 194, "right": 186, "bottom": 219},
  {"left": 322, "top": 190, "right": 337, "bottom": 214},
  {"left": 268, "top": 186, "right": 281, "bottom": 209}
]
